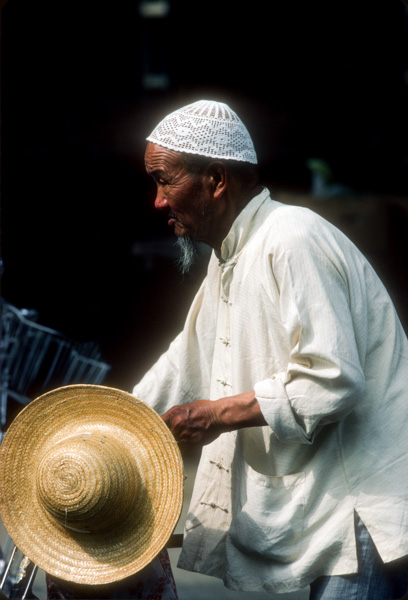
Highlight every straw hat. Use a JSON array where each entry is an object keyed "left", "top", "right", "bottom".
[{"left": 0, "top": 384, "right": 184, "bottom": 585}]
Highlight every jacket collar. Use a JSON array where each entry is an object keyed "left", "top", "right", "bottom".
[{"left": 217, "top": 187, "right": 271, "bottom": 264}]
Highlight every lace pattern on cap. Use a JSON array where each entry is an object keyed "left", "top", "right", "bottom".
[{"left": 147, "top": 100, "right": 258, "bottom": 164}]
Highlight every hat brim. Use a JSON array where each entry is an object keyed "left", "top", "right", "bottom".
[{"left": 0, "top": 384, "right": 184, "bottom": 585}]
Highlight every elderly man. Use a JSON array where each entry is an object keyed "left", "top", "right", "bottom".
[{"left": 133, "top": 100, "right": 408, "bottom": 599}]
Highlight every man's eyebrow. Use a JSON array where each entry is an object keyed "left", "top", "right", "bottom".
[{"left": 145, "top": 165, "right": 162, "bottom": 177}]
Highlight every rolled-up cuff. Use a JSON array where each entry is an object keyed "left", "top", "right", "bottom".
[{"left": 254, "top": 377, "right": 313, "bottom": 444}]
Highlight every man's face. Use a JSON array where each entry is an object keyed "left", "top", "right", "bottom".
[{"left": 144, "top": 142, "right": 214, "bottom": 243}]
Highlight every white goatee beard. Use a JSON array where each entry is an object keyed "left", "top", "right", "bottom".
[{"left": 175, "top": 236, "right": 198, "bottom": 274}]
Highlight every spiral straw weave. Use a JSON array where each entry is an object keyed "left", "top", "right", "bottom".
[{"left": 0, "top": 385, "right": 183, "bottom": 584}]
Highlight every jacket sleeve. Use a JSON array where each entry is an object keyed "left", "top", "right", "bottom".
[
  {"left": 132, "top": 330, "right": 185, "bottom": 415},
  {"left": 132, "top": 275, "right": 215, "bottom": 415},
  {"left": 255, "top": 241, "right": 366, "bottom": 444}
]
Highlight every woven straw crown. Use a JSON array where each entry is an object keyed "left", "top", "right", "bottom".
[
  {"left": 147, "top": 99, "right": 258, "bottom": 164},
  {"left": 0, "top": 385, "right": 183, "bottom": 585}
]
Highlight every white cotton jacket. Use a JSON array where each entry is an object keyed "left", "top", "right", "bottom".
[{"left": 133, "top": 188, "right": 408, "bottom": 594}]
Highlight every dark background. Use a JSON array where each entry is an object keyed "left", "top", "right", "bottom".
[{"left": 1, "top": 0, "right": 408, "bottom": 392}]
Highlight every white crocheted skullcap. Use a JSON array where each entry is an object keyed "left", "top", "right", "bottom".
[{"left": 146, "top": 99, "right": 258, "bottom": 164}]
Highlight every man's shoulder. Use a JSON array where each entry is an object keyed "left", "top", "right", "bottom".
[{"left": 257, "top": 198, "right": 334, "bottom": 246}]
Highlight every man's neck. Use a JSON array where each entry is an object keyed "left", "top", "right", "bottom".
[{"left": 211, "top": 183, "right": 263, "bottom": 253}]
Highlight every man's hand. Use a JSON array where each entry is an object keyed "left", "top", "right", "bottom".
[
  {"left": 161, "top": 400, "right": 221, "bottom": 445},
  {"left": 161, "top": 391, "right": 267, "bottom": 445}
]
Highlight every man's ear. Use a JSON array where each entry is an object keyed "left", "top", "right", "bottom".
[{"left": 206, "top": 161, "right": 228, "bottom": 199}]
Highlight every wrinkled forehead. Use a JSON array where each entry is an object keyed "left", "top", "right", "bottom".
[{"left": 144, "top": 142, "right": 186, "bottom": 175}]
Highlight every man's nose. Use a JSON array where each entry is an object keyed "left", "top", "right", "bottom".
[{"left": 154, "top": 190, "right": 169, "bottom": 210}]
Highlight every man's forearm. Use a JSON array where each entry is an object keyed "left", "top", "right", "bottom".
[
  {"left": 161, "top": 391, "right": 267, "bottom": 445},
  {"left": 212, "top": 391, "right": 267, "bottom": 432}
]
